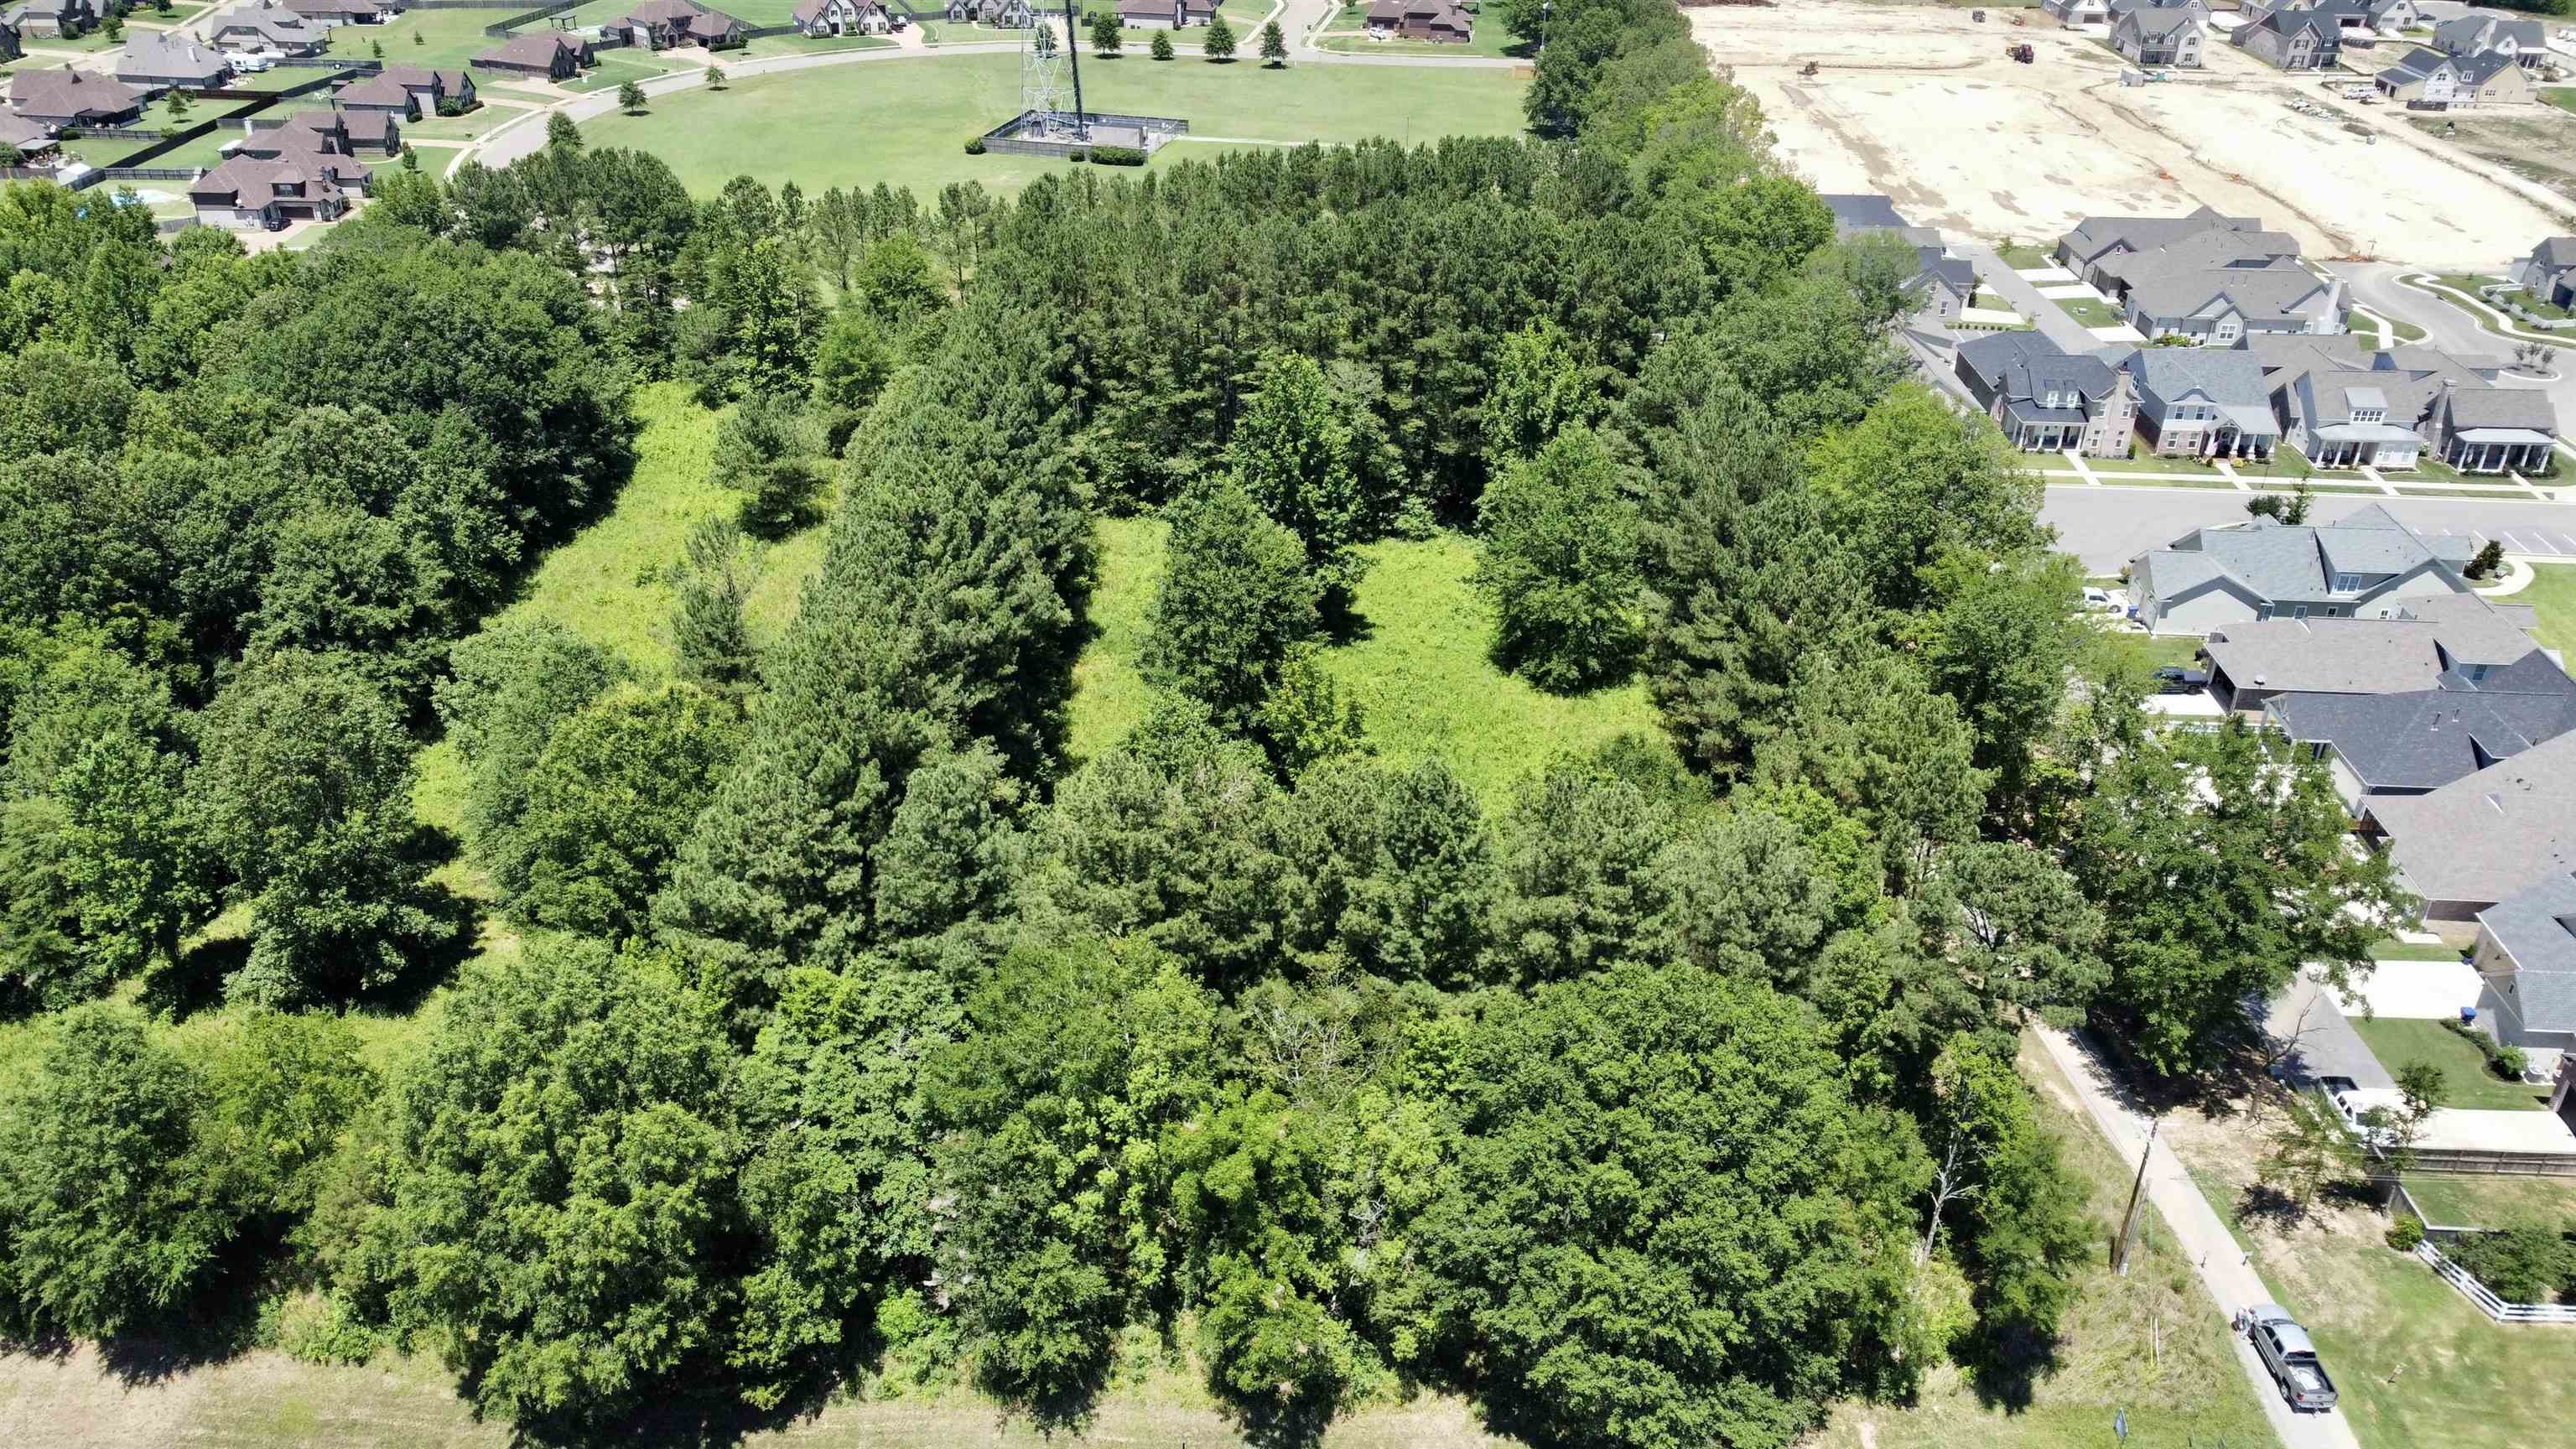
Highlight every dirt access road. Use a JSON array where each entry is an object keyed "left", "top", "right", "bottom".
[{"left": 1692, "top": 0, "right": 2570, "bottom": 267}]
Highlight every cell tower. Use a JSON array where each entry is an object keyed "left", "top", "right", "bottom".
[{"left": 1020, "top": 13, "right": 1069, "bottom": 132}]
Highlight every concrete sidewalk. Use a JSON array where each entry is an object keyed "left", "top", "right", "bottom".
[{"left": 2033, "top": 1026, "right": 2366, "bottom": 1449}]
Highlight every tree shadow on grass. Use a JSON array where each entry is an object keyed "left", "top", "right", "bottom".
[{"left": 1965, "top": 1318, "right": 2067, "bottom": 1414}]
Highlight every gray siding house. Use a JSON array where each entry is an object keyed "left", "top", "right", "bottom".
[
  {"left": 1820, "top": 192, "right": 1975, "bottom": 331},
  {"left": 2233, "top": 3, "right": 2343, "bottom": 69},
  {"left": 2127, "top": 503, "right": 2478, "bottom": 636},
  {"left": 2366, "top": 728, "right": 2576, "bottom": 921},
  {"left": 2433, "top": 13, "right": 2547, "bottom": 69},
  {"left": 1954, "top": 331, "right": 2138, "bottom": 457},
  {"left": 2513, "top": 236, "right": 2576, "bottom": 309},
  {"left": 2475, "top": 873, "right": 2576, "bottom": 1057},
  {"left": 2119, "top": 347, "right": 2278, "bottom": 458},
  {"left": 2109, "top": 0, "right": 2206, "bottom": 66}
]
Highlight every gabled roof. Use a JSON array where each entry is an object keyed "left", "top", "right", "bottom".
[
  {"left": 2118, "top": 4, "right": 2202, "bottom": 37},
  {"left": 2126, "top": 345, "right": 2272, "bottom": 408},
  {"left": 2142, "top": 504, "right": 2478, "bottom": 608},
  {"left": 2445, "top": 385, "right": 2558, "bottom": 432},
  {"left": 477, "top": 30, "right": 583, "bottom": 65},
  {"left": 118, "top": 29, "right": 231, "bottom": 79},
  {"left": 1820, "top": 192, "right": 1910, "bottom": 235},
  {"left": 2379, "top": 44, "right": 2453, "bottom": 83},
  {"left": 2273, "top": 688, "right": 2576, "bottom": 790},
  {"left": 1957, "top": 330, "right": 2120, "bottom": 404},
  {"left": 2059, "top": 206, "right": 2262, "bottom": 267},
  {"left": 190, "top": 151, "right": 346, "bottom": 208},
  {"left": 2369, "top": 730, "right": 2576, "bottom": 907},
  {"left": 335, "top": 73, "right": 414, "bottom": 106},
  {"left": 2454, "top": 49, "right": 2523, "bottom": 86},
  {"left": 2531, "top": 236, "right": 2576, "bottom": 270},
  {"left": 2477, "top": 872, "right": 2576, "bottom": 1031},
  {"left": 2127, "top": 262, "right": 2329, "bottom": 325},
  {"left": 0, "top": 111, "right": 58, "bottom": 151}
]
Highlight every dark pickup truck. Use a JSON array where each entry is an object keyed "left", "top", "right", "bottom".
[{"left": 2246, "top": 1303, "right": 2338, "bottom": 1412}]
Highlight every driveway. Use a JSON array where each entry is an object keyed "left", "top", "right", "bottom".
[
  {"left": 2320, "top": 958, "right": 2480, "bottom": 1021},
  {"left": 2268, "top": 974, "right": 2394, "bottom": 1090},
  {"left": 1955, "top": 242, "right": 2105, "bottom": 355}
]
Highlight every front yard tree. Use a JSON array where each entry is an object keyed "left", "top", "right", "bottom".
[
  {"left": 618, "top": 80, "right": 647, "bottom": 114},
  {"left": 2469, "top": 537, "right": 2506, "bottom": 580},
  {"left": 1203, "top": 13, "right": 1236, "bottom": 59},
  {"left": 2070, "top": 719, "right": 2414, "bottom": 1078},
  {"left": 546, "top": 112, "right": 582, "bottom": 149},
  {"left": 1150, "top": 26, "right": 1173, "bottom": 58},
  {"left": 1259, "top": 18, "right": 1286, "bottom": 64},
  {"left": 1472, "top": 424, "right": 1640, "bottom": 692},
  {"left": 1088, "top": 8, "right": 1122, "bottom": 54}
]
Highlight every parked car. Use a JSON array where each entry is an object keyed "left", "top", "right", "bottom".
[
  {"left": 2244, "top": 1304, "right": 2338, "bottom": 1412},
  {"left": 2152, "top": 665, "right": 2209, "bottom": 694}
]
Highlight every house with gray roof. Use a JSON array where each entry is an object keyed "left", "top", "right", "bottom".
[
  {"left": 2077, "top": 222, "right": 2337, "bottom": 345},
  {"left": 2109, "top": 0, "right": 2205, "bottom": 67},
  {"left": 2512, "top": 236, "right": 2576, "bottom": 309},
  {"left": 2255, "top": 337, "right": 2552, "bottom": 472},
  {"left": 2233, "top": 2, "right": 2347, "bottom": 69},
  {"left": 473, "top": 29, "right": 592, "bottom": 77},
  {"left": 2448, "top": 47, "right": 2536, "bottom": 105},
  {"left": 2473, "top": 872, "right": 2576, "bottom": 1055},
  {"left": 2376, "top": 45, "right": 2464, "bottom": 104},
  {"left": 206, "top": 0, "right": 325, "bottom": 53},
  {"left": 2363, "top": 729, "right": 2576, "bottom": 920},
  {"left": 117, "top": 31, "right": 233, "bottom": 93},
  {"left": 2054, "top": 205, "right": 2268, "bottom": 284},
  {"left": 2272, "top": 687, "right": 2576, "bottom": 810},
  {"left": 1954, "top": 331, "right": 2138, "bottom": 457},
  {"left": 2128, "top": 503, "right": 2480, "bottom": 635},
  {"left": 1819, "top": 193, "right": 1976, "bottom": 330},
  {"left": 0, "top": 15, "right": 20, "bottom": 61},
  {"left": 2199, "top": 589, "right": 2556, "bottom": 712},
  {"left": 2433, "top": 13, "right": 2547, "bottom": 68},
  {"left": 2116, "top": 346, "right": 2279, "bottom": 458},
  {"left": 1, "top": 0, "right": 96, "bottom": 39}
]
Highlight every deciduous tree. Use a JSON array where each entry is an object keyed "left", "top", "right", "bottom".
[{"left": 1472, "top": 424, "right": 1639, "bottom": 691}]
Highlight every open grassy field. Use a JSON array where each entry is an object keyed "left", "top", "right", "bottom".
[
  {"left": 2403, "top": 1174, "right": 2576, "bottom": 1232},
  {"left": 1315, "top": 0, "right": 1529, "bottom": 58},
  {"left": 2522, "top": 560, "right": 2576, "bottom": 657},
  {"left": 587, "top": 49, "right": 1528, "bottom": 195},
  {"left": 334, "top": 6, "right": 513, "bottom": 70},
  {"left": 1065, "top": 516, "right": 1663, "bottom": 804},
  {"left": 2349, "top": 1016, "right": 2553, "bottom": 1112}
]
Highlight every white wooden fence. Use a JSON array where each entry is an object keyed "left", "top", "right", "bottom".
[{"left": 2413, "top": 1242, "right": 2576, "bottom": 1325}]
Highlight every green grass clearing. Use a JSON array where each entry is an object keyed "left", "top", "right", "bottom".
[
  {"left": 336, "top": 6, "right": 521, "bottom": 70},
  {"left": 2084, "top": 449, "right": 2221, "bottom": 475},
  {"left": 588, "top": 49, "right": 1527, "bottom": 195},
  {"left": 2346, "top": 1016, "right": 2550, "bottom": 1112},
  {"left": 2402, "top": 1175, "right": 2576, "bottom": 1232},
  {"left": 2497, "top": 286, "right": 2573, "bottom": 321},
  {"left": 1315, "top": 1, "right": 1529, "bottom": 58},
  {"left": 2519, "top": 560, "right": 2576, "bottom": 657},
  {"left": 1066, "top": 517, "right": 1661, "bottom": 806},
  {"left": 2051, "top": 293, "right": 2124, "bottom": 328},
  {"left": 2088, "top": 629, "right": 2201, "bottom": 676},
  {"left": 2368, "top": 937, "right": 2468, "bottom": 963},
  {"left": 1995, "top": 242, "right": 2052, "bottom": 269}
]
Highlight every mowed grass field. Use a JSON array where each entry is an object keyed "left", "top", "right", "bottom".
[
  {"left": 2522, "top": 559, "right": 2576, "bottom": 657},
  {"left": 589, "top": 50, "right": 1529, "bottom": 195},
  {"left": 1068, "top": 516, "right": 1661, "bottom": 805}
]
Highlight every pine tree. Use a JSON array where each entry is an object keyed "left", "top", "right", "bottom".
[
  {"left": 1141, "top": 478, "right": 1322, "bottom": 736},
  {"left": 1150, "top": 26, "right": 1173, "bottom": 58},
  {"left": 1258, "top": 18, "right": 1285, "bottom": 65},
  {"left": 1202, "top": 13, "right": 1235, "bottom": 59},
  {"left": 618, "top": 80, "right": 647, "bottom": 114},
  {"left": 672, "top": 517, "right": 760, "bottom": 702}
]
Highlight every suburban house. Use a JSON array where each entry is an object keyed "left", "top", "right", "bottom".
[
  {"left": 1365, "top": 0, "right": 1472, "bottom": 42},
  {"left": 7, "top": 66, "right": 144, "bottom": 128},
  {"left": 2056, "top": 207, "right": 2283, "bottom": 288},
  {"left": 1820, "top": 192, "right": 1976, "bottom": 329},
  {"left": 206, "top": 1, "right": 324, "bottom": 52},
  {"left": 472, "top": 30, "right": 593, "bottom": 78},
  {"left": 0, "top": 111, "right": 60, "bottom": 161},
  {"left": 2233, "top": 3, "right": 2344, "bottom": 69},
  {"left": 1116, "top": 0, "right": 1181, "bottom": 26},
  {"left": 116, "top": 32, "right": 235, "bottom": 94},
  {"left": 0, "top": 0, "right": 95, "bottom": 39},
  {"left": 190, "top": 151, "right": 351, "bottom": 228},
  {"left": 226, "top": 126, "right": 371, "bottom": 186},
  {"left": 2474, "top": 872, "right": 2576, "bottom": 1057},
  {"left": 2127, "top": 504, "right": 2480, "bottom": 635},
  {"left": 280, "top": 0, "right": 394, "bottom": 24},
  {"left": 2433, "top": 13, "right": 2547, "bottom": 69},
  {"left": 608, "top": 0, "right": 744, "bottom": 49},
  {"left": 376, "top": 65, "right": 475, "bottom": 114},
  {"left": 333, "top": 72, "right": 422, "bottom": 120},
  {"left": 2513, "top": 236, "right": 2576, "bottom": 309},
  {"left": 1953, "top": 331, "right": 2138, "bottom": 456},
  {"left": 0, "top": 16, "right": 20, "bottom": 61},
  {"left": 2386, "top": 45, "right": 2535, "bottom": 106},
  {"left": 2376, "top": 46, "right": 2463, "bottom": 104},
  {"left": 2116, "top": 347, "right": 2279, "bottom": 459},
  {"left": 2108, "top": 0, "right": 2206, "bottom": 67},
  {"left": 2272, "top": 679, "right": 2576, "bottom": 813},
  {"left": 2059, "top": 211, "right": 2339, "bottom": 344},
  {"left": 236, "top": 105, "right": 400, "bottom": 155},
  {"left": 790, "top": 0, "right": 890, "bottom": 34},
  {"left": 2251, "top": 336, "right": 2554, "bottom": 472},
  {"left": 2042, "top": 0, "right": 2111, "bottom": 28},
  {"left": 2362, "top": 727, "right": 2576, "bottom": 921},
  {"left": 2201, "top": 591, "right": 2556, "bottom": 717},
  {"left": 943, "top": 0, "right": 1032, "bottom": 26},
  {"left": 2366, "top": 0, "right": 2421, "bottom": 30}
]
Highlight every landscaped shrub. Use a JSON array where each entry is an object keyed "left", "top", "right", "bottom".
[
  {"left": 1088, "top": 144, "right": 1146, "bottom": 166},
  {"left": 963, "top": 136, "right": 985, "bottom": 154},
  {"left": 1066, "top": 147, "right": 1087, "bottom": 162},
  {"left": 2444, "top": 1224, "right": 2576, "bottom": 1304},
  {"left": 2444, "top": 1017, "right": 2532, "bottom": 1081},
  {"left": 2386, "top": 1215, "right": 2424, "bottom": 1252}
]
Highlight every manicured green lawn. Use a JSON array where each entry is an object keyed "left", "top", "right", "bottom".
[
  {"left": 2519, "top": 560, "right": 2576, "bottom": 658},
  {"left": 2089, "top": 629, "right": 2201, "bottom": 676},
  {"left": 1996, "top": 242, "right": 2053, "bottom": 269},
  {"left": 559, "top": 46, "right": 696, "bottom": 92},
  {"left": 344, "top": 6, "right": 521, "bottom": 70},
  {"left": 2052, "top": 293, "right": 2124, "bottom": 328},
  {"left": 2369, "top": 938, "right": 2470, "bottom": 963},
  {"left": 2347, "top": 1016, "right": 2550, "bottom": 1111},
  {"left": 590, "top": 49, "right": 1527, "bottom": 195},
  {"left": 1315, "top": 1, "right": 1530, "bottom": 58},
  {"left": 1067, "top": 517, "right": 1660, "bottom": 805},
  {"left": 2544, "top": 87, "right": 2576, "bottom": 117},
  {"left": 2402, "top": 1175, "right": 2576, "bottom": 1232},
  {"left": 2085, "top": 449, "right": 2215, "bottom": 475},
  {"left": 2498, "top": 286, "right": 2573, "bottom": 321}
]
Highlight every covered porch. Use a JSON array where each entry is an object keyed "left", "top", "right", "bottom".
[
  {"left": 2443, "top": 428, "right": 2554, "bottom": 475},
  {"left": 2304, "top": 422, "right": 2424, "bottom": 470}
]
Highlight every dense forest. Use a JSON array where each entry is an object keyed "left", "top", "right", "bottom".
[{"left": 0, "top": 1, "right": 2411, "bottom": 1446}]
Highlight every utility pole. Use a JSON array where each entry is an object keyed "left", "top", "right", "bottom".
[
  {"left": 2112, "top": 1117, "right": 2158, "bottom": 1277},
  {"left": 1062, "top": 0, "right": 1088, "bottom": 140}
]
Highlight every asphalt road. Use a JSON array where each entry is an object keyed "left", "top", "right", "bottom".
[{"left": 2044, "top": 486, "right": 2576, "bottom": 574}]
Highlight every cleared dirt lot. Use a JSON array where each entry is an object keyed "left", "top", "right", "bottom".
[{"left": 1693, "top": 0, "right": 2573, "bottom": 267}]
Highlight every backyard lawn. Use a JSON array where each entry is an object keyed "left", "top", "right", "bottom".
[
  {"left": 2347, "top": 1015, "right": 2551, "bottom": 1111},
  {"left": 588, "top": 50, "right": 1529, "bottom": 195},
  {"left": 1996, "top": 241, "right": 2052, "bottom": 268},
  {"left": 1315, "top": 1, "right": 1531, "bottom": 58},
  {"left": 2521, "top": 559, "right": 2576, "bottom": 657},
  {"left": 2088, "top": 627, "right": 2201, "bottom": 676},
  {"left": 2402, "top": 1174, "right": 2576, "bottom": 1232},
  {"left": 2052, "top": 293, "right": 2124, "bottom": 328},
  {"left": 335, "top": 6, "right": 519, "bottom": 69},
  {"left": 1069, "top": 516, "right": 1661, "bottom": 804}
]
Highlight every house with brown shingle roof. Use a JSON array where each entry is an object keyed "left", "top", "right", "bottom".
[
  {"left": 1363, "top": 0, "right": 1469, "bottom": 42},
  {"left": 2, "top": 0, "right": 96, "bottom": 39},
  {"left": 117, "top": 31, "right": 235, "bottom": 93},
  {"left": 7, "top": 66, "right": 145, "bottom": 128},
  {"left": 206, "top": 0, "right": 325, "bottom": 54},
  {"left": 610, "top": 0, "right": 744, "bottom": 49},
  {"left": 473, "top": 29, "right": 592, "bottom": 78},
  {"left": 378, "top": 64, "right": 475, "bottom": 114},
  {"left": 190, "top": 151, "right": 351, "bottom": 228},
  {"left": 0, "top": 111, "right": 60, "bottom": 161},
  {"left": 334, "top": 71, "right": 421, "bottom": 119}
]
